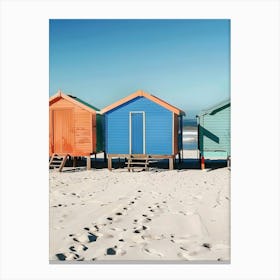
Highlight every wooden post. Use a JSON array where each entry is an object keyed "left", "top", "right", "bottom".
[
  {"left": 73, "top": 157, "right": 77, "bottom": 168},
  {"left": 178, "top": 152, "right": 181, "bottom": 163},
  {"left": 86, "top": 156, "right": 91, "bottom": 170},
  {"left": 227, "top": 156, "right": 231, "bottom": 168},
  {"left": 169, "top": 158, "right": 174, "bottom": 170},
  {"left": 201, "top": 156, "right": 205, "bottom": 170},
  {"left": 108, "top": 155, "right": 112, "bottom": 171}
]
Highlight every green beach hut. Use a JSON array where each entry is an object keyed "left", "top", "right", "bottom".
[{"left": 197, "top": 99, "right": 230, "bottom": 168}]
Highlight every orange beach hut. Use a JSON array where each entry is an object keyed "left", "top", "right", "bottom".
[{"left": 49, "top": 90, "right": 104, "bottom": 170}]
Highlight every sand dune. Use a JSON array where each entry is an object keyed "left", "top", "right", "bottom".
[{"left": 49, "top": 158, "right": 230, "bottom": 263}]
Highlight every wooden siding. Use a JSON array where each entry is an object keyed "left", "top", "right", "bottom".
[
  {"left": 49, "top": 97, "right": 95, "bottom": 156},
  {"left": 49, "top": 110, "right": 53, "bottom": 154},
  {"left": 198, "top": 104, "right": 230, "bottom": 159},
  {"left": 73, "top": 108, "right": 92, "bottom": 154},
  {"left": 53, "top": 109, "right": 74, "bottom": 154},
  {"left": 105, "top": 96, "right": 173, "bottom": 155}
]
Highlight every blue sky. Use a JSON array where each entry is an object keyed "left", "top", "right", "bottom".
[{"left": 49, "top": 19, "right": 230, "bottom": 118}]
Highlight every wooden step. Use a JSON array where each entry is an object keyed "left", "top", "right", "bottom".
[
  {"left": 49, "top": 154, "right": 68, "bottom": 172},
  {"left": 125, "top": 161, "right": 148, "bottom": 165},
  {"left": 126, "top": 155, "right": 150, "bottom": 172}
]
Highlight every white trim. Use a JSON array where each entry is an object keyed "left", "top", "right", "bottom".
[{"left": 129, "top": 111, "right": 145, "bottom": 154}]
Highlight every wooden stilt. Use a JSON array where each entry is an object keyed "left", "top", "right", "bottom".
[
  {"left": 108, "top": 156, "right": 112, "bottom": 171},
  {"left": 227, "top": 156, "right": 231, "bottom": 168},
  {"left": 86, "top": 156, "right": 91, "bottom": 170},
  {"left": 201, "top": 156, "right": 205, "bottom": 170},
  {"left": 169, "top": 158, "right": 174, "bottom": 170},
  {"left": 73, "top": 157, "right": 77, "bottom": 168},
  {"left": 178, "top": 152, "right": 181, "bottom": 163}
]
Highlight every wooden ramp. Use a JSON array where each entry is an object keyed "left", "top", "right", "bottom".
[
  {"left": 125, "top": 155, "right": 151, "bottom": 172},
  {"left": 49, "top": 154, "right": 68, "bottom": 172}
]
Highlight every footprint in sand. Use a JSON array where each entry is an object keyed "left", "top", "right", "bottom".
[
  {"left": 142, "top": 247, "right": 163, "bottom": 257},
  {"left": 202, "top": 243, "right": 211, "bottom": 249},
  {"left": 73, "top": 232, "right": 98, "bottom": 243},
  {"left": 55, "top": 252, "right": 81, "bottom": 261},
  {"left": 69, "top": 244, "right": 88, "bottom": 252},
  {"left": 141, "top": 234, "right": 165, "bottom": 241},
  {"left": 55, "top": 253, "right": 66, "bottom": 261},
  {"left": 109, "top": 227, "right": 123, "bottom": 232},
  {"left": 103, "top": 233, "right": 114, "bottom": 239},
  {"left": 177, "top": 252, "right": 190, "bottom": 260},
  {"left": 179, "top": 246, "right": 188, "bottom": 251},
  {"left": 105, "top": 247, "right": 126, "bottom": 256}
]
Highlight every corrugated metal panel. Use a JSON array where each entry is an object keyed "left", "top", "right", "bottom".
[
  {"left": 198, "top": 104, "right": 230, "bottom": 159},
  {"left": 178, "top": 115, "right": 183, "bottom": 151},
  {"left": 106, "top": 96, "right": 172, "bottom": 155}
]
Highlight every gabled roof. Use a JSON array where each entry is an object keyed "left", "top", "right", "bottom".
[
  {"left": 100, "top": 90, "right": 185, "bottom": 115},
  {"left": 198, "top": 99, "right": 230, "bottom": 117},
  {"left": 49, "top": 90, "right": 100, "bottom": 113}
]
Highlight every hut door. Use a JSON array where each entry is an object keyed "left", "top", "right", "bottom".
[
  {"left": 53, "top": 109, "right": 74, "bottom": 154},
  {"left": 130, "top": 112, "right": 145, "bottom": 154}
]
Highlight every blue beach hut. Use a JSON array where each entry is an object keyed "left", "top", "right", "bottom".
[
  {"left": 101, "top": 90, "right": 185, "bottom": 170},
  {"left": 197, "top": 99, "right": 231, "bottom": 168}
]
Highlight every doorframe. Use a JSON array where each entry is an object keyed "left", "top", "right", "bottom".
[{"left": 129, "top": 111, "right": 146, "bottom": 154}]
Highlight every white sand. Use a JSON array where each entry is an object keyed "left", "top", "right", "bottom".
[{"left": 49, "top": 151, "right": 230, "bottom": 262}]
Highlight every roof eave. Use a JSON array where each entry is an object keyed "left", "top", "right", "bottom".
[
  {"left": 49, "top": 90, "right": 98, "bottom": 114},
  {"left": 101, "top": 89, "right": 185, "bottom": 115}
]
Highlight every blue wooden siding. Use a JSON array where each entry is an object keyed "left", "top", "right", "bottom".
[
  {"left": 198, "top": 103, "right": 230, "bottom": 159},
  {"left": 105, "top": 97, "right": 173, "bottom": 154}
]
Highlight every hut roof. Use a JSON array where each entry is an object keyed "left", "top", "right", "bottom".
[
  {"left": 198, "top": 99, "right": 230, "bottom": 117},
  {"left": 100, "top": 90, "right": 185, "bottom": 116},
  {"left": 49, "top": 90, "right": 100, "bottom": 113}
]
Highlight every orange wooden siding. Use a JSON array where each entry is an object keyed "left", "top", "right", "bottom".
[
  {"left": 53, "top": 109, "right": 74, "bottom": 154},
  {"left": 49, "top": 110, "right": 53, "bottom": 154},
  {"left": 49, "top": 97, "right": 96, "bottom": 156}
]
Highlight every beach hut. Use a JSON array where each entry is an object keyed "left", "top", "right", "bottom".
[
  {"left": 49, "top": 90, "right": 104, "bottom": 170},
  {"left": 197, "top": 99, "right": 230, "bottom": 169},
  {"left": 101, "top": 90, "right": 185, "bottom": 170}
]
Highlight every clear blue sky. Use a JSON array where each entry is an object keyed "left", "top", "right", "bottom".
[{"left": 49, "top": 19, "right": 230, "bottom": 118}]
